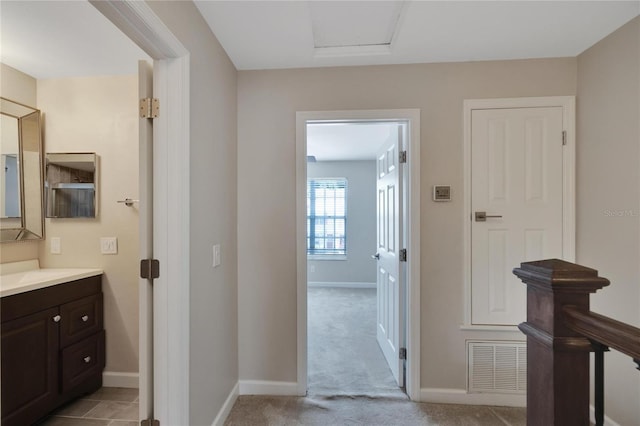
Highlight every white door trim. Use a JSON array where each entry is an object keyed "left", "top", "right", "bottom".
[
  {"left": 295, "top": 109, "right": 421, "bottom": 401},
  {"left": 462, "top": 96, "right": 576, "bottom": 329},
  {"left": 90, "top": 2, "right": 190, "bottom": 424}
]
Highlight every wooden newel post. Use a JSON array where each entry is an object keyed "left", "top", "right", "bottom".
[{"left": 513, "top": 259, "right": 610, "bottom": 426}]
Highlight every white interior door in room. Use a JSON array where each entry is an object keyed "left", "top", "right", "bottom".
[
  {"left": 375, "top": 124, "right": 405, "bottom": 386},
  {"left": 469, "top": 104, "right": 570, "bottom": 326},
  {"left": 138, "top": 59, "right": 154, "bottom": 423}
]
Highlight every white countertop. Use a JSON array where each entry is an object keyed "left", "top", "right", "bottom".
[{"left": 0, "top": 260, "right": 102, "bottom": 298}]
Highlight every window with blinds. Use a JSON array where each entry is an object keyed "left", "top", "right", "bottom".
[{"left": 307, "top": 178, "right": 347, "bottom": 255}]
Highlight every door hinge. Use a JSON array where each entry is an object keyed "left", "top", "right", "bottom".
[
  {"left": 399, "top": 347, "right": 407, "bottom": 360},
  {"left": 141, "top": 419, "right": 159, "bottom": 426},
  {"left": 399, "top": 150, "right": 407, "bottom": 163},
  {"left": 399, "top": 249, "right": 407, "bottom": 262},
  {"left": 140, "top": 259, "right": 160, "bottom": 280},
  {"left": 140, "top": 98, "right": 159, "bottom": 119},
  {"left": 562, "top": 130, "right": 567, "bottom": 146}
]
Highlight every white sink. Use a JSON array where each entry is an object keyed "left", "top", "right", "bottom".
[{"left": 0, "top": 260, "right": 102, "bottom": 298}]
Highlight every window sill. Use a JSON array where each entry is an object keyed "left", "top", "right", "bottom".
[{"left": 307, "top": 255, "right": 347, "bottom": 261}]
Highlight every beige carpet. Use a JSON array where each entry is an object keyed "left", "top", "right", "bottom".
[
  {"left": 224, "top": 395, "right": 526, "bottom": 426},
  {"left": 225, "top": 287, "right": 526, "bottom": 425},
  {"left": 307, "top": 287, "right": 405, "bottom": 398}
]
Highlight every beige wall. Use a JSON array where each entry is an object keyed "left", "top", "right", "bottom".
[
  {"left": 237, "top": 58, "right": 577, "bottom": 386},
  {"left": 145, "top": 2, "right": 239, "bottom": 425},
  {"left": 576, "top": 17, "right": 640, "bottom": 425},
  {"left": 36, "top": 75, "right": 140, "bottom": 375},
  {"left": 0, "top": 64, "right": 40, "bottom": 262},
  {"left": 1, "top": 63, "right": 36, "bottom": 105}
]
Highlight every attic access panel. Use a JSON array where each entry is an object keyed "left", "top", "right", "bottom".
[{"left": 310, "top": 1, "right": 405, "bottom": 49}]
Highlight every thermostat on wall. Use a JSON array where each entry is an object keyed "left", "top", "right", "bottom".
[{"left": 433, "top": 185, "right": 451, "bottom": 201}]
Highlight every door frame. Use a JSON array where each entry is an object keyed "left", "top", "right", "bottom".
[
  {"left": 295, "top": 109, "right": 421, "bottom": 400},
  {"left": 90, "top": 1, "right": 190, "bottom": 424},
  {"left": 462, "top": 96, "right": 576, "bottom": 329}
]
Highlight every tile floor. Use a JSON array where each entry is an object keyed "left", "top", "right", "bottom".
[{"left": 36, "top": 387, "right": 139, "bottom": 426}]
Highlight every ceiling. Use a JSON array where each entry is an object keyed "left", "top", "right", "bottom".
[
  {"left": 1, "top": 1, "right": 637, "bottom": 79},
  {"left": 194, "top": 1, "right": 639, "bottom": 70},
  {"left": 0, "top": 1, "right": 148, "bottom": 80},
  {"left": 307, "top": 122, "right": 399, "bottom": 161},
  {"left": 1, "top": 1, "right": 638, "bottom": 161}
]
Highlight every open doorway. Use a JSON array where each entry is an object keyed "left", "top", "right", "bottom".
[
  {"left": 94, "top": 2, "right": 192, "bottom": 423},
  {"left": 296, "top": 110, "right": 421, "bottom": 400},
  {"left": 1, "top": 1, "right": 191, "bottom": 423},
  {"left": 306, "top": 121, "right": 404, "bottom": 397}
]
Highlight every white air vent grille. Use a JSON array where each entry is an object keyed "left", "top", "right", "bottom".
[{"left": 468, "top": 341, "right": 526, "bottom": 394}]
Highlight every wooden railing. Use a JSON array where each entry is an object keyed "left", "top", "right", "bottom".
[{"left": 513, "top": 259, "right": 640, "bottom": 426}]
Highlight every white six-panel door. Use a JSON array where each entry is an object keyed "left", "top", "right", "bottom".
[
  {"left": 471, "top": 107, "right": 564, "bottom": 325},
  {"left": 376, "top": 126, "right": 404, "bottom": 386}
]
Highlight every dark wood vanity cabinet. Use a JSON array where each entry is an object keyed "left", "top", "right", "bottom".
[
  {"left": 1, "top": 307, "right": 59, "bottom": 423},
  {"left": 1, "top": 275, "right": 105, "bottom": 426}
]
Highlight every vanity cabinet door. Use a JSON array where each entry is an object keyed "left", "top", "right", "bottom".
[{"left": 1, "top": 307, "right": 59, "bottom": 426}]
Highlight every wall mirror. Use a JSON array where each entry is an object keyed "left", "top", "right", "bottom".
[
  {"left": 0, "top": 97, "right": 44, "bottom": 242},
  {"left": 45, "top": 153, "right": 98, "bottom": 218}
]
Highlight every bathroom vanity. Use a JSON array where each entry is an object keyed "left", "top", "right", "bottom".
[{"left": 1, "top": 261, "right": 104, "bottom": 426}]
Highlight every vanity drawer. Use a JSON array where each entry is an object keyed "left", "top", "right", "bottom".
[
  {"left": 61, "top": 330, "right": 105, "bottom": 393},
  {"left": 60, "top": 293, "right": 103, "bottom": 347},
  {"left": 1, "top": 275, "right": 101, "bottom": 323}
]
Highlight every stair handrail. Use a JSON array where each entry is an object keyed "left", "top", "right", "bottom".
[
  {"left": 563, "top": 306, "right": 640, "bottom": 362},
  {"left": 513, "top": 259, "right": 640, "bottom": 426}
]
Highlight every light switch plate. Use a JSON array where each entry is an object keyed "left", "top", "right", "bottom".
[
  {"left": 433, "top": 185, "right": 451, "bottom": 201},
  {"left": 213, "top": 244, "right": 221, "bottom": 267},
  {"left": 50, "top": 237, "right": 61, "bottom": 254},
  {"left": 100, "top": 237, "right": 118, "bottom": 254}
]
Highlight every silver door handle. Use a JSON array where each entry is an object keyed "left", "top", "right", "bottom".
[
  {"left": 475, "top": 211, "right": 503, "bottom": 222},
  {"left": 81, "top": 315, "right": 89, "bottom": 322},
  {"left": 52, "top": 315, "right": 61, "bottom": 323},
  {"left": 117, "top": 198, "right": 139, "bottom": 207},
  {"left": 371, "top": 253, "right": 380, "bottom": 260},
  {"left": 84, "top": 356, "right": 91, "bottom": 363}
]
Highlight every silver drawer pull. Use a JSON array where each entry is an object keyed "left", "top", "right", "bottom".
[
  {"left": 81, "top": 315, "right": 89, "bottom": 322},
  {"left": 52, "top": 315, "right": 61, "bottom": 323},
  {"left": 84, "top": 356, "right": 91, "bottom": 363}
]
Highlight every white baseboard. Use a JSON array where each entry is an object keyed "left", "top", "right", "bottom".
[
  {"left": 308, "top": 281, "right": 376, "bottom": 289},
  {"left": 590, "top": 405, "right": 621, "bottom": 426},
  {"left": 214, "top": 384, "right": 619, "bottom": 425},
  {"left": 420, "top": 388, "right": 526, "bottom": 407},
  {"left": 212, "top": 382, "right": 239, "bottom": 426},
  {"left": 420, "top": 389, "right": 621, "bottom": 424},
  {"left": 102, "top": 371, "right": 139, "bottom": 388},
  {"left": 239, "top": 380, "right": 299, "bottom": 396}
]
